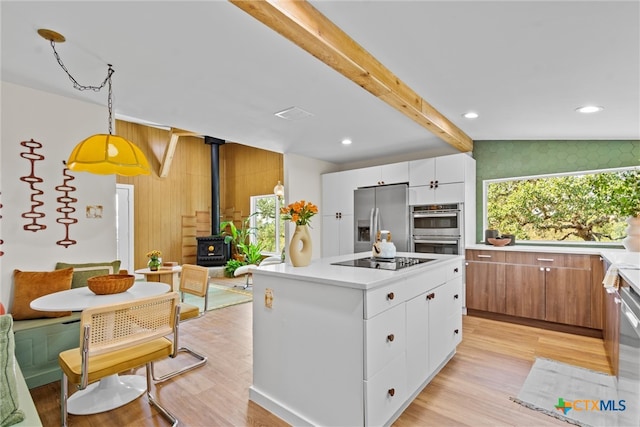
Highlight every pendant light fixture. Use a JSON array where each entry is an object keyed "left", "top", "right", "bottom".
[
  {"left": 38, "top": 29, "right": 150, "bottom": 176},
  {"left": 273, "top": 180, "right": 285, "bottom": 197}
]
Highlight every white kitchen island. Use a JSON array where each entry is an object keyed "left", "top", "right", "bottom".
[{"left": 250, "top": 252, "right": 464, "bottom": 427}]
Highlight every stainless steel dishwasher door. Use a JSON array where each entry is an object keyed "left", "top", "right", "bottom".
[{"left": 618, "top": 285, "right": 640, "bottom": 427}]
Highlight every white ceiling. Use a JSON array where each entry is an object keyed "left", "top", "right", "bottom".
[{"left": 2, "top": 1, "right": 638, "bottom": 166}]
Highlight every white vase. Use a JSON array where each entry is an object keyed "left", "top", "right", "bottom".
[{"left": 622, "top": 216, "right": 640, "bottom": 252}]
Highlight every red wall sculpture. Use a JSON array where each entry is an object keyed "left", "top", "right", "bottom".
[{"left": 19, "top": 139, "right": 47, "bottom": 232}]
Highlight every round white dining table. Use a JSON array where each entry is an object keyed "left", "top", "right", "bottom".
[
  {"left": 30, "top": 281, "right": 171, "bottom": 415},
  {"left": 30, "top": 281, "right": 170, "bottom": 312}
]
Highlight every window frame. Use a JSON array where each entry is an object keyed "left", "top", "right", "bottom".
[
  {"left": 249, "top": 194, "right": 284, "bottom": 256},
  {"left": 482, "top": 166, "right": 634, "bottom": 246}
]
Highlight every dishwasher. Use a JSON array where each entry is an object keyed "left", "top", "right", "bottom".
[{"left": 618, "top": 283, "right": 640, "bottom": 427}]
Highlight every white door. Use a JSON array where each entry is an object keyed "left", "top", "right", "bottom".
[{"left": 116, "top": 184, "right": 134, "bottom": 274}]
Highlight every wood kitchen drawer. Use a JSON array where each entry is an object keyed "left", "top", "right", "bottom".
[
  {"left": 466, "top": 249, "right": 506, "bottom": 263},
  {"left": 505, "top": 251, "right": 591, "bottom": 269},
  {"left": 364, "top": 352, "right": 407, "bottom": 426},
  {"left": 365, "top": 280, "right": 408, "bottom": 319},
  {"left": 364, "top": 303, "right": 405, "bottom": 380}
]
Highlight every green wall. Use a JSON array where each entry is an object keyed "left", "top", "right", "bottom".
[{"left": 472, "top": 140, "right": 640, "bottom": 243}]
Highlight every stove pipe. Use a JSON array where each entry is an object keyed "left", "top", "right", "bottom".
[{"left": 204, "top": 136, "right": 225, "bottom": 235}]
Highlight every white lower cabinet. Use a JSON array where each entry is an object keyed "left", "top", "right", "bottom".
[
  {"left": 405, "top": 272, "right": 463, "bottom": 392},
  {"left": 428, "top": 276, "right": 463, "bottom": 373},
  {"left": 365, "top": 303, "right": 406, "bottom": 379},
  {"left": 363, "top": 261, "right": 463, "bottom": 425},
  {"left": 251, "top": 259, "right": 463, "bottom": 427},
  {"left": 406, "top": 291, "right": 430, "bottom": 393},
  {"left": 365, "top": 352, "right": 407, "bottom": 426}
]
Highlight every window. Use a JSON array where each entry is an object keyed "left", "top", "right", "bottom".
[
  {"left": 484, "top": 167, "right": 634, "bottom": 244},
  {"left": 250, "top": 195, "right": 286, "bottom": 256}
]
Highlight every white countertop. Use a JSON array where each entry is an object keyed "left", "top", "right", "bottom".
[
  {"left": 254, "top": 252, "right": 463, "bottom": 291},
  {"left": 467, "top": 244, "right": 640, "bottom": 294},
  {"left": 466, "top": 243, "right": 626, "bottom": 256}
]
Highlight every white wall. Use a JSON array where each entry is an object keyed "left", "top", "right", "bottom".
[
  {"left": 1, "top": 82, "right": 118, "bottom": 310},
  {"left": 283, "top": 153, "right": 336, "bottom": 261}
]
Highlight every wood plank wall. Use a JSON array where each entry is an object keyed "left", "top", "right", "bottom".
[
  {"left": 221, "top": 143, "right": 284, "bottom": 225},
  {"left": 115, "top": 121, "right": 283, "bottom": 270}
]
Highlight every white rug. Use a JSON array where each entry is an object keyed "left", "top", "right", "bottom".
[{"left": 511, "top": 358, "right": 625, "bottom": 427}]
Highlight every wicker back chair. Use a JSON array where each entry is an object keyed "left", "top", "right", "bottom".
[
  {"left": 150, "top": 264, "right": 209, "bottom": 382},
  {"left": 58, "top": 292, "right": 180, "bottom": 427}
]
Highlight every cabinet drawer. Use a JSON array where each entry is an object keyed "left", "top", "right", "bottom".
[
  {"left": 365, "top": 281, "right": 407, "bottom": 319},
  {"left": 404, "top": 267, "right": 446, "bottom": 298},
  {"left": 505, "top": 252, "right": 591, "bottom": 269},
  {"left": 466, "top": 249, "right": 506, "bottom": 263},
  {"left": 364, "top": 352, "right": 407, "bottom": 427},
  {"left": 446, "top": 262, "right": 463, "bottom": 282},
  {"left": 443, "top": 276, "right": 463, "bottom": 314},
  {"left": 365, "top": 303, "right": 405, "bottom": 379}
]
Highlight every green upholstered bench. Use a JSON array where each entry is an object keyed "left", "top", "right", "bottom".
[{"left": 12, "top": 314, "right": 82, "bottom": 389}]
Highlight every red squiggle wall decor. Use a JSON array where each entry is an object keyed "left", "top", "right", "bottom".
[
  {"left": 0, "top": 191, "right": 4, "bottom": 256},
  {"left": 56, "top": 165, "right": 78, "bottom": 247},
  {"left": 19, "top": 139, "right": 47, "bottom": 232}
]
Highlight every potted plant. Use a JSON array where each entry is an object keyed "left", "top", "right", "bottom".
[{"left": 219, "top": 213, "right": 258, "bottom": 261}]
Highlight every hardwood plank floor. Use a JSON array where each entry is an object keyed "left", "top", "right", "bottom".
[{"left": 29, "top": 283, "right": 610, "bottom": 427}]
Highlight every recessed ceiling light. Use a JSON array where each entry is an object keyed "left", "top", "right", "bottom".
[
  {"left": 462, "top": 112, "right": 479, "bottom": 119},
  {"left": 341, "top": 138, "right": 352, "bottom": 145},
  {"left": 575, "top": 105, "right": 604, "bottom": 114}
]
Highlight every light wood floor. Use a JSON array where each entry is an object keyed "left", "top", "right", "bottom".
[{"left": 29, "top": 282, "right": 610, "bottom": 427}]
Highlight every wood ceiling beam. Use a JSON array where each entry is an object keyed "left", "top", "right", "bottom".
[
  {"left": 229, "top": 0, "right": 473, "bottom": 153},
  {"left": 159, "top": 128, "right": 200, "bottom": 178}
]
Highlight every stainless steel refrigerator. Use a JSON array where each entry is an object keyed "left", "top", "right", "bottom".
[{"left": 354, "top": 184, "right": 409, "bottom": 253}]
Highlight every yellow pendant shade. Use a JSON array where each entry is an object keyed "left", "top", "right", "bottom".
[{"left": 66, "top": 133, "right": 151, "bottom": 176}]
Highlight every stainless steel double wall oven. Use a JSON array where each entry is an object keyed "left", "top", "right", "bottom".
[{"left": 410, "top": 203, "right": 463, "bottom": 255}]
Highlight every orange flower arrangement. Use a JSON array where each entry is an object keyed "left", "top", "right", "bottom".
[{"left": 280, "top": 200, "right": 318, "bottom": 226}]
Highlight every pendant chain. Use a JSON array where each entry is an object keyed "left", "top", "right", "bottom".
[{"left": 48, "top": 40, "right": 115, "bottom": 135}]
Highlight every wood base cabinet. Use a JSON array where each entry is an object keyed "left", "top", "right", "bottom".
[
  {"left": 465, "top": 249, "right": 506, "bottom": 313},
  {"left": 603, "top": 286, "right": 620, "bottom": 376},
  {"left": 466, "top": 249, "right": 601, "bottom": 330},
  {"left": 505, "top": 264, "right": 546, "bottom": 320}
]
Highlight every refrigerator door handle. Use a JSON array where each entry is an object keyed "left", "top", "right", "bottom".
[
  {"left": 369, "top": 208, "right": 375, "bottom": 244},
  {"left": 373, "top": 208, "right": 380, "bottom": 242}
]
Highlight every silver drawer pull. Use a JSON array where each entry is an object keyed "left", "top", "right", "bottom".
[
  {"left": 477, "top": 255, "right": 492, "bottom": 258},
  {"left": 537, "top": 258, "right": 554, "bottom": 262}
]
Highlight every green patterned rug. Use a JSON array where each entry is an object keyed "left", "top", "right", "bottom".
[{"left": 183, "top": 281, "right": 252, "bottom": 311}]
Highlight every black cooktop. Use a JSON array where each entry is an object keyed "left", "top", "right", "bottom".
[{"left": 331, "top": 256, "right": 436, "bottom": 271}]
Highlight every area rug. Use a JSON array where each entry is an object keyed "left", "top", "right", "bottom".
[
  {"left": 183, "top": 282, "right": 252, "bottom": 311},
  {"left": 511, "top": 358, "right": 622, "bottom": 427}
]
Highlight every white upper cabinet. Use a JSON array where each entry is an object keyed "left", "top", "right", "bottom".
[
  {"left": 322, "top": 169, "right": 358, "bottom": 216},
  {"left": 409, "top": 154, "right": 468, "bottom": 187},
  {"left": 355, "top": 162, "right": 409, "bottom": 188},
  {"left": 408, "top": 154, "right": 475, "bottom": 205}
]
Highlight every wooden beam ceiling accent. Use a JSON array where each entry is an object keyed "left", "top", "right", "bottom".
[
  {"left": 159, "top": 128, "right": 200, "bottom": 178},
  {"left": 230, "top": 0, "right": 473, "bottom": 153}
]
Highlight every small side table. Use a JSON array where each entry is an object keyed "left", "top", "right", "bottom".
[{"left": 134, "top": 266, "right": 182, "bottom": 291}]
